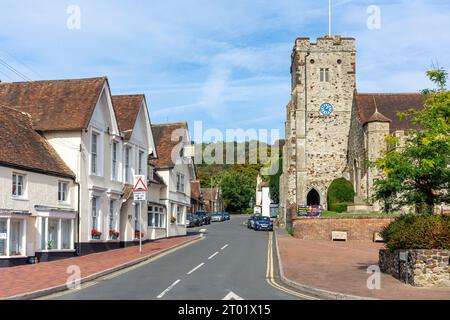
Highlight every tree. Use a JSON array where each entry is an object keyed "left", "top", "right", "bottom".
[
  {"left": 268, "top": 155, "right": 283, "bottom": 204},
  {"left": 373, "top": 69, "right": 450, "bottom": 214},
  {"left": 218, "top": 171, "right": 255, "bottom": 212}
]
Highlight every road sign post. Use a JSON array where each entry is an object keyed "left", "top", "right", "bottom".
[{"left": 133, "top": 175, "right": 148, "bottom": 254}]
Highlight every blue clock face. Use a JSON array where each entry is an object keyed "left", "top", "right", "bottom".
[{"left": 320, "top": 103, "right": 334, "bottom": 116}]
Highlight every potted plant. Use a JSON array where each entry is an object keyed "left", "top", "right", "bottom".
[
  {"left": 171, "top": 216, "right": 177, "bottom": 224},
  {"left": 109, "top": 230, "right": 120, "bottom": 240},
  {"left": 47, "top": 240, "right": 54, "bottom": 250},
  {"left": 91, "top": 229, "right": 102, "bottom": 240}
]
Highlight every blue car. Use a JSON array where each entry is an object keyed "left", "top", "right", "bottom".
[
  {"left": 254, "top": 216, "right": 273, "bottom": 231},
  {"left": 223, "top": 212, "right": 230, "bottom": 221}
]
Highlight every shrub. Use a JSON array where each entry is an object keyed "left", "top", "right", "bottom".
[
  {"left": 381, "top": 214, "right": 450, "bottom": 250},
  {"left": 329, "top": 202, "right": 353, "bottom": 213},
  {"left": 327, "top": 178, "right": 355, "bottom": 213}
]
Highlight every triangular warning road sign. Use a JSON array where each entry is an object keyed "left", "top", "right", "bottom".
[{"left": 133, "top": 177, "right": 148, "bottom": 192}]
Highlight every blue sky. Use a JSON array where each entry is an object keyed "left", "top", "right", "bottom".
[{"left": 0, "top": 0, "right": 449, "bottom": 141}]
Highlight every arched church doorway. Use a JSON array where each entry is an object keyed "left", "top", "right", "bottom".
[{"left": 307, "top": 189, "right": 321, "bottom": 206}]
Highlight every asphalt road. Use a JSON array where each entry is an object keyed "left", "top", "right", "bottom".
[{"left": 53, "top": 216, "right": 299, "bottom": 300}]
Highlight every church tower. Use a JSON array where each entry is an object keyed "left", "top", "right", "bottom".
[{"left": 285, "top": 35, "right": 356, "bottom": 211}]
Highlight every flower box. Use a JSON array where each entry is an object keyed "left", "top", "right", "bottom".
[
  {"left": 134, "top": 231, "right": 144, "bottom": 239},
  {"left": 91, "top": 229, "right": 102, "bottom": 240},
  {"left": 109, "top": 230, "right": 120, "bottom": 240}
]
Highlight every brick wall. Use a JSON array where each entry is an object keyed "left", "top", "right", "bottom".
[{"left": 292, "top": 216, "right": 395, "bottom": 241}]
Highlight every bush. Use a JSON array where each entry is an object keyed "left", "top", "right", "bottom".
[
  {"left": 329, "top": 202, "right": 353, "bottom": 213},
  {"left": 381, "top": 214, "right": 450, "bottom": 250},
  {"left": 327, "top": 178, "right": 355, "bottom": 213}
]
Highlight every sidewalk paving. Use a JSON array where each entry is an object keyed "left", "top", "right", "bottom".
[
  {"left": 0, "top": 235, "right": 200, "bottom": 300},
  {"left": 275, "top": 229, "right": 450, "bottom": 300}
]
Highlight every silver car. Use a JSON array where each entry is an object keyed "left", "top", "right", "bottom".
[{"left": 211, "top": 213, "right": 223, "bottom": 222}]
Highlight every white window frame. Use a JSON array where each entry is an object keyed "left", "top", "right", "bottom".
[
  {"left": 148, "top": 206, "right": 165, "bottom": 229},
  {"left": 108, "top": 199, "right": 117, "bottom": 232},
  {"left": 176, "top": 206, "right": 184, "bottom": 225},
  {"left": 138, "top": 150, "right": 145, "bottom": 175},
  {"left": 38, "top": 216, "right": 74, "bottom": 252},
  {"left": 111, "top": 140, "right": 119, "bottom": 181},
  {"left": 124, "top": 146, "right": 132, "bottom": 184},
  {"left": 0, "top": 217, "right": 27, "bottom": 258},
  {"left": 58, "top": 181, "right": 69, "bottom": 203},
  {"left": 91, "top": 197, "right": 101, "bottom": 238},
  {"left": 12, "top": 173, "right": 26, "bottom": 199}
]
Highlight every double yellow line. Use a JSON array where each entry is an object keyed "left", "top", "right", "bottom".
[{"left": 266, "top": 232, "right": 319, "bottom": 300}]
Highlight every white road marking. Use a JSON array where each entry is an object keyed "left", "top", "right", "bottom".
[
  {"left": 157, "top": 279, "right": 181, "bottom": 299},
  {"left": 208, "top": 252, "right": 219, "bottom": 260},
  {"left": 223, "top": 291, "right": 244, "bottom": 300},
  {"left": 187, "top": 263, "right": 205, "bottom": 275},
  {"left": 221, "top": 244, "right": 229, "bottom": 250}
]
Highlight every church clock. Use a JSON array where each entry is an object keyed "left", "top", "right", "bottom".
[{"left": 320, "top": 103, "right": 334, "bottom": 116}]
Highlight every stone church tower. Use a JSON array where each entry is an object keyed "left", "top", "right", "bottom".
[{"left": 284, "top": 35, "right": 356, "bottom": 211}]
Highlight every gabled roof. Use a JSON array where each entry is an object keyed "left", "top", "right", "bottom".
[
  {"left": 0, "top": 77, "right": 106, "bottom": 132},
  {"left": 112, "top": 94, "right": 145, "bottom": 141},
  {"left": 201, "top": 188, "right": 218, "bottom": 202},
  {"left": 152, "top": 122, "right": 188, "bottom": 169},
  {"left": 191, "top": 180, "right": 201, "bottom": 200},
  {"left": 366, "top": 110, "right": 392, "bottom": 124},
  {"left": 356, "top": 93, "right": 424, "bottom": 132},
  {"left": 0, "top": 106, "right": 75, "bottom": 178}
]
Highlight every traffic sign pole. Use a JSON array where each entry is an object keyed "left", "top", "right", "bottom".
[
  {"left": 139, "top": 200, "right": 142, "bottom": 254},
  {"left": 133, "top": 175, "right": 148, "bottom": 255}
]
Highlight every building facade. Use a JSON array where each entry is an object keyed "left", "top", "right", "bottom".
[
  {"left": 151, "top": 122, "right": 196, "bottom": 238},
  {"left": 0, "top": 107, "right": 77, "bottom": 267},
  {"left": 282, "top": 35, "right": 425, "bottom": 218}
]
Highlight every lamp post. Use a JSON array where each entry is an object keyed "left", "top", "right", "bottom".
[{"left": 249, "top": 197, "right": 254, "bottom": 214}]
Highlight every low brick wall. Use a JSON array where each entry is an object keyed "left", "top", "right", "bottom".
[
  {"left": 379, "top": 249, "right": 450, "bottom": 287},
  {"left": 292, "top": 216, "right": 395, "bottom": 241}
]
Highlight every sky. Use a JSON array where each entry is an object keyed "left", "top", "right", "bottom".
[{"left": 0, "top": 0, "right": 449, "bottom": 142}]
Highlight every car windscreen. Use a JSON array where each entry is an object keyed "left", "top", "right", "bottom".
[{"left": 257, "top": 217, "right": 270, "bottom": 221}]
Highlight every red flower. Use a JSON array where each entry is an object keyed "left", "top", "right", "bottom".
[{"left": 91, "top": 229, "right": 102, "bottom": 236}]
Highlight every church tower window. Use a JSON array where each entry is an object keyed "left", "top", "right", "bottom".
[{"left": 320, "top": 68, "right": 330, "bottom": 82}]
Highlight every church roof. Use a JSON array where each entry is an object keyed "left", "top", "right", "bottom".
[
  {"left": 356, "top": 93, "right": 424, "bottom": 132},
  {"left": 366, "top": 110, "right": 392, "bottom": 124}
]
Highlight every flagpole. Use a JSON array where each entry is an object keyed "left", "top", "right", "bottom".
[{"left": 329, "top": 0, "right": 332, "bottom": 36}]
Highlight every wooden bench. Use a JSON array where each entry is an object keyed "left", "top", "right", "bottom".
[
  {"left": 373, "top": 232, "right": 384, "bottom": 243},
  {"left": 332, "top": 231, "right": 348, "bottom": 242}
]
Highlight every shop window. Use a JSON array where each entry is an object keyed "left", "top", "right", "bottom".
[
  {"left": 40, "top": 217, "right": 73, "bottom": 251},
  {"left": 0, "top": 220, "right": 7, "bottom": 257},
  {"left": 9, "top": 220, "right": 24, "bottom": 256}
]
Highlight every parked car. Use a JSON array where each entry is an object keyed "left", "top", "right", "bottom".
[
  {"left": 223, "top": 212, "right": 230, "bottom": 221},
  {"left": 211, "top": 212, "right": 224, "bottom": 222},
  {"left": 195, "top": 211, "right": 211, "bottom": 225},
  {"left": 186, "top": 214, "right": 196, "bottom": 228},
  {"left": 247, "top": 215, "right": 258, "bottom": 229},
  {"left": 254, "top": 216, "right": 273, "bottom": 231},
  {"left": 190, "top": 213, "right": 202, "bottom": 227}
]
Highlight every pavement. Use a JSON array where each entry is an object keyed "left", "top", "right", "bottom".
[
  {"left": 0, "top": 234, "right": 200, "bottom": 300},
  {"left": 37, "top": 216, "right": 302, "bottom": 300},
  {"left": 275, "top": 228, "right": 450, "bottom": 300}
]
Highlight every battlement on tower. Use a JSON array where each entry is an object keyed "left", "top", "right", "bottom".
[{"left": 294, "top": 35, "right": 355, "bottom": 52}]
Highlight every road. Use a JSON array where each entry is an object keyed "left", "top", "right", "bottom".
[{"left": 50, "top": 216, "right": 306, "bottom": 300}]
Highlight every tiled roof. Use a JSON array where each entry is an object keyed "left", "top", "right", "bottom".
[
  {"left": 151, "top": 122, "right": 188, "bottom": 169},
  {"left": 201, "top": 188, "right": 218, "bottom": 202},
  {"left": 0, "top": 77, "right": 106, "bottom": 132},
  {"left": 112, "top": 94, "right": 144, "bottom": 141},
  {"left": 0, "top": 106, "right": 75, "bottom": 178},
  {"left": 356, "top": 93, "right": 424, "bottom": 132},
  {"left": 366, "top": 110, "right": 392, "bottom": 124},
  {"left": 122, "top": 184, "right": 133, "bottom": 201},
  {"left": 191, "top": 181, "right": 201, "bottom": 200}
]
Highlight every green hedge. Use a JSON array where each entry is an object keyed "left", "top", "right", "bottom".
[
  {"left": 381, "top": 215, "right": 450, "bottom": 250},
  {"left": 327, "top": 178, "right": 355, "bottom": 213},
  {"left": 329, "top": 202, "right": 353, "bottom": 213}
]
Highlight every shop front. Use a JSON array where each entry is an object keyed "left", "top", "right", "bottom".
[{"left": 0, "top": 211, "right": 29, "bottom": 267}]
